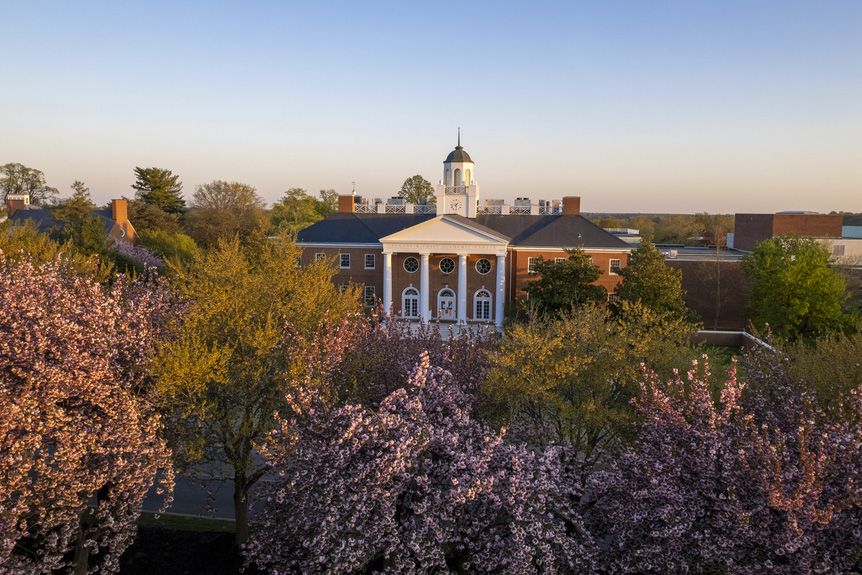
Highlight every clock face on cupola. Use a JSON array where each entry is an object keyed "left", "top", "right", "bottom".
[{"left": 435, "top": 128, "right": 479, "bottom": 218}]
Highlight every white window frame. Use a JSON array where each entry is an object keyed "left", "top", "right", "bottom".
[
  {"left": 315, "top": 252, "right": 326, "bottom": 263},
  {"left": 527, "top": 257, "right": 540, "bottom": 274},
  {"left": 364, "top": 286, "right": 375, "bottom": 306},
  {"left": 402, "top": 287, "right": 420, "bottom": 318},
  {"left": 555, "top": 257, "right": 567, "bottom": 264},
  {"left": 365, "top": 253, "right": 376, "bottom": 269},
  {"left": 608, "top": 292, "right": 621, "bottom": 305},
  {"left": 609, "top": 259, "right": 621, "bottom": 275},
  {"left": 474, "top": 289, "right": 492, "bottom": 321},
  {"left": 340, "top": 253, "right": 351, "bottom": 269}
]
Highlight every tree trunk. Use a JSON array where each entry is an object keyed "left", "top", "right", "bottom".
[
  {"left": 234, "top": 479, "right": 250, "bottom": 546},
  {"left": 72, "top": 529, "right": 90, "bottom": 575}
]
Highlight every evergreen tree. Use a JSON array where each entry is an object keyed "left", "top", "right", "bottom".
[
  {"left": 614, "top": 239, "right": 689, "bottom": 318},
  {"left": 132, "top": 167, "right": 186, "bottom": 214},
  {"left": 523, "top": 248, "right": 606, "bottom": 315}
]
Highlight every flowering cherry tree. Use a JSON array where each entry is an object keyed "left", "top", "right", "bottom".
[
  {"left": 247, "top": 354, "right": 597, "bottom": 574},
  {"left": 0, "top": 253, "right": 175, "bottom": 574},
  {"left": 333, "top": 311, "right": 496, "bottom": 410},
  {"left": 591, "top": 355, "right": 862, "bottom": 574}
]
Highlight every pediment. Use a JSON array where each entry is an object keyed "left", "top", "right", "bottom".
[{"left": 380, "top": 215, "right": 510, "bottom": 255}]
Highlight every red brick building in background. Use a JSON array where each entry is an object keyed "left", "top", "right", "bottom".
[
  {"left": 297, "top": 141, "right": 631, "bottom": 327},
  {"left": 732, "top": 212, "right": 842, "bottom": 251}
]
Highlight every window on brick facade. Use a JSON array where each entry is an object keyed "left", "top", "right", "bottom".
[
  {"left": 315, "top": 252, "right": 326, "bottom": 263},
  {"left": 609, "top": 259, "right": 621, "bottom": 275},
  {"left": 474, "top": 289, "right": 492, "bottom": 321},
  {"left": 364, "top": 286, "right": 376, "bottom": 306},
  {"left": 340, "top": 253, "right": 350, "bottom": 269},
  {"left": 555, "top": 257, "right": 567, "bottom": 264},
  {"left": 527, "top": 257, "right": 540, "bottom": 274},
  {"left": 365, "top": 254, "right": 375, "bottom": 269}
]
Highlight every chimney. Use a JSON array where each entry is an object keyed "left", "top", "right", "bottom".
[
  {"left": 562, "top": 196, "right": 580, "bottom": 216},
  {"left": 6, "top": 199, "right": 24, "bottom": 218},
  {"left": 338, "top": 194, "right": 355, "bottom": 213},
  {"left": 112, "top": 199, "right": 128, "bottom": 222},
  {"left": 108, "top": 199, "right": 137, "bottom": 243},
  {"left": 5, "top": 194, "right": 30, "bottom": 218}
]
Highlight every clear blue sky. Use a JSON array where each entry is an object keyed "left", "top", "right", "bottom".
[{"left": 2, "top": 1, "right": 861, "bottom": 214}]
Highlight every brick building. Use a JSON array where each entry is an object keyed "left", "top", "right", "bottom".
[
  {"left": 297, "top": 141, "right": 631, "bottom": 327},
  {"left": 732, "top": 212, "right": 843, "bottom": 251}
]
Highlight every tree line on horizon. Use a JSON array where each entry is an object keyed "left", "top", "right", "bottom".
[{"left": 1, "top": 163, "right": 438, "bottom": 254}]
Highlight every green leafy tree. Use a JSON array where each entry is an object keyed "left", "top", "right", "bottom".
[
  {"left": 483, "top": 302, "right": 698, "bottom": 476},
  {"left": 622, "top": 215, "right": 656, "bottom": 240},
  {"left": 127, "top": 198, "right": 181, "bottom": 235},
  {"left": 316, "top": 188, "right": 338, "bottom": 218},
  {"left": 52, "top": 180, "right": 96, "bottom": 224},
  {"left": 653, "top": 214, "right": 700, "bottom": 245},
  {"left": 0, "top": 220, "right": 112, "bottom": 282},
  {"left": 151, "top": 235, "right": 362, "bottom": 545},
  {"left": 184, "top": 180, "right": 269, "bottom": 248},
  {"left": 132, "top": 167, "right": 186, "bottom": 214},
  {"left": 270, "top": 188, "right": 322, "bottom": 234},
  {"left": 523, "top": 248, "right": 606, "bottom": 315},
  {"left": 398, "top": 175, "right": 435, "bottom": 205},
  {"left": 0, "top": 162, "right": 59, "bottom": 205},
  {"left": 743, "top": 235, "right": 848, "bottom": 340},
  {"left": 614, "top": 239, "right": 689, "bottom": 318},
  {"left": 593, "top": 217, "right": 621, "bottom": 228},
  {"left": 137, "top": 229, "right": 200, "bottom": 264},
  {"left": 70, "top": 215, "right": 112, "bottom": 257}
]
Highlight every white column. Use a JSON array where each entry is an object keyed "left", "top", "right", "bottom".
[
  {"left": 458, "top": 254, "right": 468, "bottom": 323},
  {"left": 383, "top": 252, "right": 393, "bottom": 315},
  {"left": 495, "top": 254, "right": 506, "bottom": 328},
  {"left": 420, "top": 253, "right": 430, "bottom": 323}
]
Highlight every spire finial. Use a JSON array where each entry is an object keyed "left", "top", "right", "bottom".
[{"left": 457, "top": 127, "right": 461, "bottom": 148}]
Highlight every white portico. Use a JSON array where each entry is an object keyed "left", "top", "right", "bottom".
[{"left": 380, "top": 215, "right": 509, "bottom": 328}]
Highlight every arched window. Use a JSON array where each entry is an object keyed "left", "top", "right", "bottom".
[
  {"left": 465, "top": 169, "right": 471, "bottom": 185},
  {"left": 438, "top": 288, "right": 456, "bottom": 320},
  {"left": 454, "top": 168, "right": 461, "bottom": 186},
  {"left": 474, "top": 289, "right": 492, "bottom": 321},
  {"left": 445, "top": 169, "right": 451, "bottom": 186},
  {"left": 402, "top": 287, "right": 420, "bottom": 318}
]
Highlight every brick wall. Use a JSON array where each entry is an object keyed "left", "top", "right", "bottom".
[
  {"left": 733, "top": 214, "right": 774, "bottom": 251},
  {"left": 772, "top": 213, "right": 842, "bottom": 239},
  {"left": 667, "top": 259, "right": 750, "bottom": 330}
]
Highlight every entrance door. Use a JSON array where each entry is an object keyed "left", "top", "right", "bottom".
[
  {"left": 402, "top": 287, "right": 419, "bottom": 318},
  {"left": 438, "top": 289, "right": 456, "bottom": 320}
]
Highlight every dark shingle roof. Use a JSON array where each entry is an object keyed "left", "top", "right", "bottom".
[
  {"left": 476, "top": 215, "right": 631, "bottom": 249},
  {"left": 296, "top": 213, "right": 630, "bottom": 250},
  {"left": 445, "top": 146, "right": 473, "bottom": 163},
  {"left": 297, "top": 213, "right": 435, "bottom": 244},
  {"left": 10, "top": 208, "right": 115, "bottom": 235}
]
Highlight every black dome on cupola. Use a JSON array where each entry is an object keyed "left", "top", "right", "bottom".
[
  {"left": 445, "top": 145, "right": 473, "bottom": 163},
  {"left": 444, "top": 129, "right": 473, "bottom": 163}
]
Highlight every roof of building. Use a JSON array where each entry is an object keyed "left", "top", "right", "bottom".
[
  {"left": 445, "top": 145, "right": 473, "bottom": 164},
  {"left": 296, "top": 213, "right": 631, "bottom": 250},
  {"left": 10, "top": 207, "right": 116, "bottom": 235}
]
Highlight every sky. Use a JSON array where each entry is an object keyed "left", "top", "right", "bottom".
[{"left": 2, "top": 1, "right": 861, "bottom": 214}]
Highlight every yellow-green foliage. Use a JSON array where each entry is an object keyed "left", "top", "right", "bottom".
[
  {"left": 782, "top": 332, "right": 862, "bottom": 420},
  {"left": 150, "top": 234, "right": 362, "bottom": 543},
  {"left": 0, "top": 220, "right": 113, "bottom": 282},
  {"left": 483, "top": 302, "right": 698, "bottom": 463}
]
